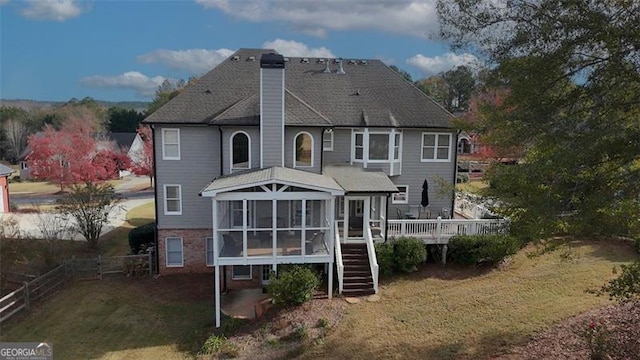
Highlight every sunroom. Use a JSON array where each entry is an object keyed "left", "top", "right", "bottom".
[{"left": 200, "top": 167, "right": 344, "bottom": 266}]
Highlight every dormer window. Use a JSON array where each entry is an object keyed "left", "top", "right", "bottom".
[{"left": 231, "top": 131, "right": 250, "bottom": 172}]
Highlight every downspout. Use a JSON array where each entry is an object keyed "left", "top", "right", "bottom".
[
  {"left": 384, "top": 193, "right": 390, "bottom": 242},
  {"left": 218, "top": 127, "right": 224, "bottom": 175},
  {"left": 451, "top": 129, "right": 461, "bottom": 218},
  {"left": 217, "top": 126, "right": 226, "bottom": 291},
  {"left": 151, "top": 125, "right": 160, "bottom": 274},
  {"left": 320, "top": 128, "right": 325, "bottom": 173}
]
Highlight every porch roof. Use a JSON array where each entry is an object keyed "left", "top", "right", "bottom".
[
  {"left": 323, "top": 165, "right": 399, "bottom": 193},
  {"left": 200, "top": 166, "right": 344, "bottom": 197},
  {"left": 0, "top": 164, "right": 13, "bottom": 176}
]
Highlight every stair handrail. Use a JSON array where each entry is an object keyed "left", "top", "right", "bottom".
[
  {"left": 335, "top": 225, "right": 344, "bottom": 294},
  {"left": 365, "top": 225, "right": 379, "bottom": 294}
]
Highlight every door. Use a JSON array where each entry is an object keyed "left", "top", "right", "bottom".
[{"left": 344, "top": 197, "right": 369, "bottom": 241}]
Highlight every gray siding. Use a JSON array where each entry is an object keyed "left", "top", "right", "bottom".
[
  {"left": 322, "top": 127, "right": 456, "bottom": 218},
  {"left": 323, "top": 128, "right": 351, "bottom": 165},
  {"left": 388, "top": 129, "right": 456, "bottom": 219},
  {"left": 261, "top": 68, "right": 284, "bottom": 168},
  {"left": 154, "top": 125, "right": 219, "bottom": 229},
  {"left": 221, "top": 126, "right": 260, "bottom": 176},
  {"left": 284, "top": 127, "right": 322, "bottom": 173}
]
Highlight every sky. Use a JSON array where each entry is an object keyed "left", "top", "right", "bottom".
[{"left": 0, "top": 0, "right": 478, "bottom": 102}]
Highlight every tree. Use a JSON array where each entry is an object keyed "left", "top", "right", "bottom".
[
  {"left": 0, "top": 106, "right": 30, "bottom": 161},
  {"left": 437, "top": 1, "right": 640, "bottom": 239},
  {"left": 389, "top": 65, "right": 414, "bottom": 82},
  {"left": 130, "top": 125, "right": 154, "bottom": 187},
  {"left": 442, "top": 65, "right": 476, "bottom": 112},
  {"left": 27, "top": 119, "right": 121, "bottom": 191},
  {"left": 107, "top": 107, "right": 145, "bottom": 132},
  {"left": 56, "top": 182, "right": 120, "bottom": 249}
]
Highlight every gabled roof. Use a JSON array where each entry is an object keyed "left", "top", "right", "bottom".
[
  {"left": 145, "top": 48, "right": 453, "bottom": 128},
  {"left": 0, "top": 163, "right": 14, "bottom": 176},
  {"left": 200, "top": 166, "right": 344, "bottom": 197},
  {"left": 106, "top": 133, "right": 137, "bottom": 151}
]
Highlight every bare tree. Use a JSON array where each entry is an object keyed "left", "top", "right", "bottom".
[{"left": 2, "top": 118, "right": 28, "bottom": 162}]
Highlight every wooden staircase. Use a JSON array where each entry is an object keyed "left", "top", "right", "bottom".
[{"left": 341, "top": 243, "right": 375, "bottom": 296}]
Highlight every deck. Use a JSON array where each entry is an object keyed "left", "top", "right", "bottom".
[{"left": 386, "top": 217, "right": 507, "bottom": 244}]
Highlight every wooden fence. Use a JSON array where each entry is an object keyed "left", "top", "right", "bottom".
[{"left": 0, "top": 253, "right": 152, "bottom": 324}]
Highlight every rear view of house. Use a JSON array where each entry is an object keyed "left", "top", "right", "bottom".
[{"left": 144, "top": 49, "right": 457, "bottom": 326}]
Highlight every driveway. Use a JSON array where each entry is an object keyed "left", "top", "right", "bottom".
[{"left": 1, "top": 176, "right": 154, "bottom": 241}]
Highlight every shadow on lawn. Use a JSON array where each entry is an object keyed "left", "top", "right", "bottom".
[{"left": 380, "top": 262, "right": 494, "bottom": 286}]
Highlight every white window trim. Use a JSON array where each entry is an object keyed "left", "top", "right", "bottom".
[
  {"left": 421, "top": 132, "right": 452, "bottom": 162},
  {"left": 351, "top": 129, "right": 403, "bottom": 166},
  {"left": 232, "top": 265, "right": 252, "bottom": 280},
  {"left": 293, "top": 131, "right": 314, "bottom": 168},
  {"left": 162, "top": 128, "right": 181, "bottom": 160},
  {"left": 165, "top": 237, "right": 184, "bottom": 267},
  {"left": 163, "top": 184, "right": 182, "bottom": 215},
  {"left": 323, "top": 129, "right": 334, "bottom": 151},
  {"left": 205, "top": 237, "right": 214, "bottom": 267},
  {"left": 230, "top": 131, "right": 251, "bottom": 173},
  {"left": 392, "top": 185, "right": 409, "bottom": 204}
]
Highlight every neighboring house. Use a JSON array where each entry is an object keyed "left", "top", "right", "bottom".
[
  {"left": 104, "top": 132, "right": 144, "bottom": 178},
  {"left": 19, "top": 132, "right": 143, "bottom": 180},
  {"left": 0, "top": 164, "right": 14, "bottom": 213},
  {"left": 144, "top": 49, "right": 457, "bottom": 327}
]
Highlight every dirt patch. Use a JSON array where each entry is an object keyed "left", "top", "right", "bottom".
[{"left": 497, "top": 302, "right": 640, "bottom": 359}]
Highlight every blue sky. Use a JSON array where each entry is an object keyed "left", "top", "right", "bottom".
[{"left": 0, "top": 0, "right": 477, "bottom": 102}]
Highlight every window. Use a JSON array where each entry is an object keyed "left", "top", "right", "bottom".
[
  {"left": 232, "top": 265, "right": 252, "bottom": 280},
  {"left": 165, "top": 237, "right": 183, "bottom": 267},
  {"left": 294, "top": 132, "right": 313, "bottom": 167},
  {"left": 422, "top": 133, "right": 452, "bottom": 162},
  {"left": 392, "top": 185, "right": 409, "bottom": 204},
  {"left": 352, "top": 129, "right": 402, "bottom": 165},
  {"left": 164, "top": 185, "right": 182, "bottom": 215},
  {"left": 162, "top": 128, "right": 180, "bottom": 160},
  {"left": 231, "top": 132, "right": 250, "bottom": 171},
  {"left": 205, "top": 237, "right": 214, "bottom": 266},
  {"left": 354, "top": 133, "right": 364, "bottom": 160},
  {"left": 323, "top": 129, "right": 334, "bottom": 151},
  {"left": 20, "top": 161, "right": 28, "bottom": 170}
]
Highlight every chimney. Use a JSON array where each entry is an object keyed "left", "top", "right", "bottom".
[{"left": 260, "top": 53, "right": 286, "bottom": 168}]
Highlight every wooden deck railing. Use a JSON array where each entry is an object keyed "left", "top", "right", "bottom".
[
  {"left": 387, "top": 217, "right": 507, "bottom": 244},
  {"left": 364, "top": 225, "right": 379, "bottom": 294},
  {"left": 334, "top": 225, "right": 344, "bottom": 294}
]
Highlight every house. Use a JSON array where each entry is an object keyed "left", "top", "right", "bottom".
[
  {"left": 0, "top": 164, "right": 14, "bottom": 213},
  {"left": 144, "top": 49, "right": 458, "bottom": 327}
]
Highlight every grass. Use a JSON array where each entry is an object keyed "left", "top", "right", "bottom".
[
  {"left": 456, "top": 179, "right": 489, "bottom": 194},
  {"left": 303, "top": 239, "right": 638, "bottom": 359},
  {"left": 0, "top": 238, "right": 636, "bottom": 359}
]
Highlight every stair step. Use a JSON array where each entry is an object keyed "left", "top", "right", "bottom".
[
  {"left": 344, "top": 270, "right": 371, "bottom": 277},
  {"left": 342, "top": 288, "right": 375, "bottom": 296},
  {"left": 343, "top": 276, "right": 373, "bottom": 283}
]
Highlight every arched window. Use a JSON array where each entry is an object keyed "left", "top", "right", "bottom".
[
  {"left": 231, "top": 132, "right": 250, "bottom": 172},
  {"left": 457, "top": 138, "right": 471, "bottom": 154},
  {"left": 294, "top": 132, "right": 313, "bottom": 167}
]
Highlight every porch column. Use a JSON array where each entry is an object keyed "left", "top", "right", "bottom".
[
  {"left": 328, "top": 197, "right": 335, "bottom": 299},
  {"left": 215, "top": 264, "right": 221, "bottom": 327},
  {"left": 343, "top": 197, "right": 349, "bottom": 242}
]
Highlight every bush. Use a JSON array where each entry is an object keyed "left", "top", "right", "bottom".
[
  {"left": 375, "top": 242, "right": 395, "bottom": 276},
  {"left": 600, "top": 260, "right": 640, "bottom": 303},
  {"left": 634, "top": 236, "right": 640, "bottom": 254},
  {"left": 448, "top": 234, "right": 520, "bottom": 266},
  {"left": 393, "top": 237, "right": 427, "bottom": 273},
  {"left": 267, "top": 265, "right": 320, "bottom": 306},
  {"left": 456, "top": 173, "right": 470, "bottom": 183},
  {"left": 128, "top": 222, "right": 155, "bottom": 254}
]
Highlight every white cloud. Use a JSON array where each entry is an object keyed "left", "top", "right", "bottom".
[
  {"left": 137, "top": 48, "right": 235, "bottom": 75},
  {"left": 406, "top": 52, "right": 479, "bottom": 76},
  {"left": 262, "top": 39, "right": 334, "bottom": 58},
  {"left": 20, "top": 0, "right": 85, "bottom": 21},
  {"left": 80, "top": 72, "right": 169, "bottom": 97},
  {"left": 196, "top": 0, "right": 438, "bottom": 38}
]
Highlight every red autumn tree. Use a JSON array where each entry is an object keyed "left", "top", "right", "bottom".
[
  {"left": 130, "top": 124, "right": 154, "bottom": 187},
  {"left": 26, "top": 119, "right": 122, "bottom": 191}
]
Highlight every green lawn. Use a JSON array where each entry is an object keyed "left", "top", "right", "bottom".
[
  {"left": 1, "top": 238, "right": 636, "bottom": 359},
  {"left": 456, "top": 179, "right": 489, "bottom": 194}
]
